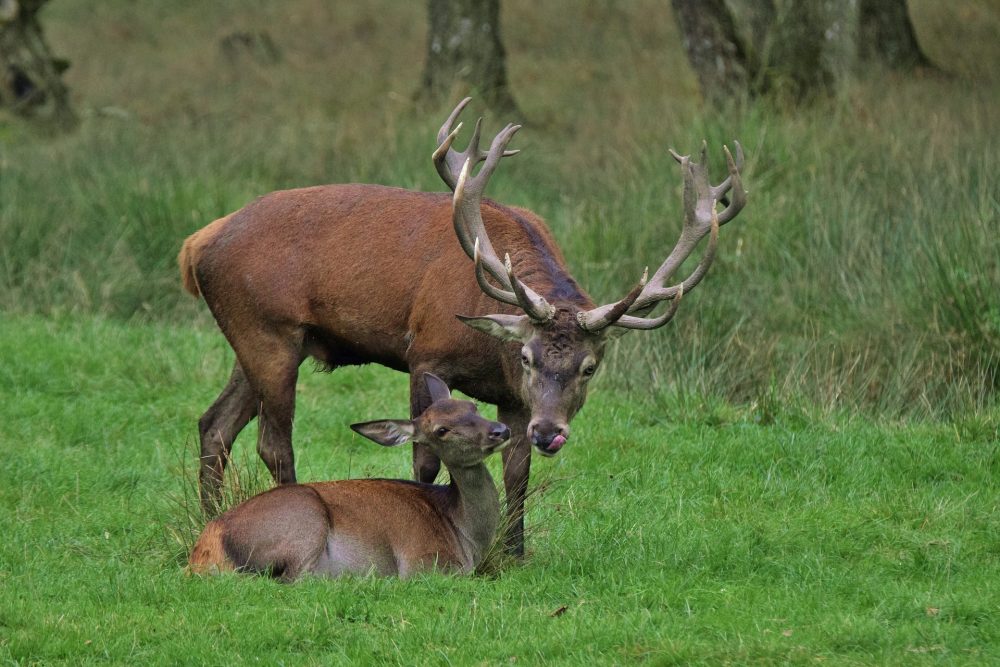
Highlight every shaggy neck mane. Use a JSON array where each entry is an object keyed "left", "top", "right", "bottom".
[{"left": 484, "top": 200, "right": 593, "bottom": 308}]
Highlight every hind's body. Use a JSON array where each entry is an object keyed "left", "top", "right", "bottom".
[
  {"left": 189, "top": 378, "right": 508, "bottom": 582},
  {"left": 189, "top": 479, "right": 471, "bottom": 580}
]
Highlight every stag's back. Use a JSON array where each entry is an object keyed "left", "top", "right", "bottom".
[{"left": 177, "top": 183, "right": 577, "bottom": 372}]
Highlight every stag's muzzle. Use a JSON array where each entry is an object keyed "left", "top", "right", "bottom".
[{"left": 529, "top": 420, "right": 568, "bottom": 456}]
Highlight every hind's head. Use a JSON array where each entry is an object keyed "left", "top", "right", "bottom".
[{"left": 350, "top": 373, "right": 510, "bottom": 469}]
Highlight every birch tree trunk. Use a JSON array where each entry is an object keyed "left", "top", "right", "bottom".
[
  {"left": 670, "top": 0, "right": 751, "bottom": 104},
  {"left": 417, "top": 0, "right": 519, "bottom": 115},
  {"left": 858, "top": 0, "right": 932, "bottom": 69}
]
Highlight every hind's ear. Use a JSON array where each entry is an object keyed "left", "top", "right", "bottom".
[
  {"left": 424, "top": 373, "right": 451, "bottom": 404},
  {"left": 350, "top": 420, "right": 414, "bottom": 447}
]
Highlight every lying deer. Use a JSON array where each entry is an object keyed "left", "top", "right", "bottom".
[
  {"left": 179, "top": 97, "right": 747, "bottom": 555},
  {"left": 188, "top": 374, "right": 510, "bottom": 580}
]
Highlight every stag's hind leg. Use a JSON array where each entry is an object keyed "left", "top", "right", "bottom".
[
  {"left": 199, "top": 361, "right": 257, "bottom": 515},
  {"left": 231, "top": 328, "right": 304, "bottom": 488}
]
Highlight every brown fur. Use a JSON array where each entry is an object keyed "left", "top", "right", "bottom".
[
  {"left": 188, "top": 390, "right": 508, "bottom": 581},
  {"left": 188, "top": 521, "right": 234, "bottom": 575},
  {"left": 178, "top": 213, "right": 234, "bottom": 298},
  {"left": 183, "top": 184, "right": 605, "bottom": 556}
]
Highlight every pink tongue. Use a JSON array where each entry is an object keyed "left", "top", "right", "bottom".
[{"left": 547, "top": 434, "right": 567, "bottom": 452}]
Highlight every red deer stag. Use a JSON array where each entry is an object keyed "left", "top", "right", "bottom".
[
  {"left": 189, "top": 374, "right": 510, "bottom": 580},
  {"left": 178, "top": 98, "right": 746, "bottom": 555}
]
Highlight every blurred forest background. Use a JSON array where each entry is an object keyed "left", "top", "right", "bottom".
[{"left": 1, "top": 0, "right": 998, "bottom": 420}]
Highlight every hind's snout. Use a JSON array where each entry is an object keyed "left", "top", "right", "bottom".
[{"left": 488, "top": 423, "right": 511, "bottom": 444}]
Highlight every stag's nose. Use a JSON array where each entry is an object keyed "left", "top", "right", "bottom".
[
  {"left": 529, "top": 420, "right": 569, "bottom": 455},
  {"left": 489, "top": 423, "right": 511, "bottom": 443}
]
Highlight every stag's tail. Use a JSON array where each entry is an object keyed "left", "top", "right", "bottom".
[
  {"left": 178, "top": 214, "right": 232, "bottom": 298},
  {"left": 188, "top": 521, "right": 235, "bottom": 575}
]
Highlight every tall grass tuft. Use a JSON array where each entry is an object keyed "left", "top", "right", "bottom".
[{"left": 163, "top": 441, "right": 275, "bottom": 566}]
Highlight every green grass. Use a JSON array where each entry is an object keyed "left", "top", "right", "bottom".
[{"left": 2, "top": 315, "right": 999, "bottom": 664}]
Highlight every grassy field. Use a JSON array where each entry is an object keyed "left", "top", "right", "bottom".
[
  {"left": 1, "top": 0, "right": 1000, "bottom": 664},
  {"left": 2, "top": 316, "right": 999, "bottom": 664}
]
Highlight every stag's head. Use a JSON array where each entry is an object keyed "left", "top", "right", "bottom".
[
  {"left": 458, "top": 307, "right": 605, "bottom": 454},
  {"left": 433, "top": 99, "right": 747, "bottom": 456}
]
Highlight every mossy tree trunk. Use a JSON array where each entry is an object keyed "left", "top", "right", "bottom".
[
  {"left": 858, "top": 0, "right": 932, "bottom": 69},
  {"left": 0, "top": 0, "right": 76, "bottom": 129},
  {"left": 674, "top": 0, "right": 929, "bottom": 106},
  {"left": 760, "top": 1, "right": 849, "bottom": 102},
  {"left": 417, "top": 0, "right": 519, "bottom": 115},
  {"left": 669, "top": 0, "right": 752, "bottom": 104}
]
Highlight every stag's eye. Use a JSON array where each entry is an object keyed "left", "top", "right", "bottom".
[
  {"left": 435, "top": 427, "right": 449, "bottom": 437},
  {"left": 582, "top": 364, "right": 597, "bottom": 377},
  {"left": 520, "top": 352, "right": 531, "bottom": 368}
]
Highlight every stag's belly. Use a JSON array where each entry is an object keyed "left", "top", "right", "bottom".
[{"left": 302, "top": 324, "right": 409, "bottom": 373}]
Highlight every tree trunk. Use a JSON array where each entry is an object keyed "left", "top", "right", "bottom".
[
  {"left": 758, "top": 0, "right": 852, "bottom": 103},
  {"left": 0, "top": 0, "right": 77, "bottom": 130},
  {"left": 674, "top": 0, "right": 860, "bottom": 105},
  {"left": 417, "top": 0, "right": 519, "bottom": 115},
  {"left": 858, "top": 0, "right": 932, "bottom": 69},
  {"left": 669, "top": 0, "right": 751, "bottom": 104}
]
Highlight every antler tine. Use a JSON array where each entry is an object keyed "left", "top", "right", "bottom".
[
  {"left": 451, "top": 122, "right": 521, "bottom": 270},
  {"left": 473, "top": 238, "right": 521, "bottom": 307},
  {"left": 505, "top": 254, "right": 557, "bottom": 322},
  {"left": 433, "top": 98, "right": 490, "bottom": 191},
  {"left": 577, "top": 139, "right": 745, "bottom": 333},
  {"left": 448, "top": 116, "right": 555, "bottom": 321},
  {"left": 715, "top": 143, "right": 747, "bottom": 224},
  {"left": 576, "top": 268, "right": 648, "bottom": 331},
  {"left": 469, "top": 234, "right": 555, "bottom": 322},
  {"left": 433, "top": 98, "right": 522, "bottom": 192},
  {"left": 609, "top": 284, "right": 685, "bottom": 330},
  {"left": 436, "top": 97, "right": 471, "bottom": 147}
]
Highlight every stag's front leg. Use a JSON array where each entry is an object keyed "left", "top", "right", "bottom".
[
  {"left": 498, "top": 406, "right": 531, "bottom": 557},
  {"left": 409, "top": 367, "right": 442, "bottom": 483}
]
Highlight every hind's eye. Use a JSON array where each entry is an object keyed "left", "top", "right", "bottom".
[
  {"left": 521, "top": 353, "right": 530, "bottom": 368},
  {"left": 435, "top": 427, "right": 449, "bottom": 437},
  {"left": 582, "top": 364, "right": 597, "bottom": 377}
]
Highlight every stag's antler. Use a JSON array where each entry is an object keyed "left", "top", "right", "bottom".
[
  {"left": 433, "top": 99, "right": 555, "bottom": 322},
  {"left": 577, "top": 141, "right": 746, "bottom": 331}
]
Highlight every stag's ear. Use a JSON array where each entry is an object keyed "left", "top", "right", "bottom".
[
  {"left": 350, "top": 420, "right": 415, "bottom": 447},
  {"left": 457, "top": 314, "right": 533, "bottom": 342},
  {"left": 423, "top": 373, "right": 451, "bottom": 404}
]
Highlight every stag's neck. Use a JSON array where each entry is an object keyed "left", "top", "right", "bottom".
[
  {"left": 508, "top": 254, "right": 594, "bottom": 309},
  {"left": 445, "top": 463, "right": 501, "bottom": 569}
]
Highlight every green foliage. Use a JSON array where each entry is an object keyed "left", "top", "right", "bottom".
[{"left": 1, "top": 3, "right": 997, "bottom": 419}]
